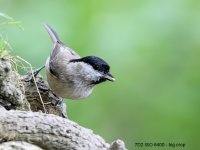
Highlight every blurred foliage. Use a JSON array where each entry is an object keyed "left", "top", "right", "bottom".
[
  {"left": 0, "top": 0, "right": 200, "bottom": 149},
  {"left": 0, "top": 37, "right": 10, "bottom": 55}
]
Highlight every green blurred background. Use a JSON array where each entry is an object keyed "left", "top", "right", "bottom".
[{"left": 0, "top": 0, "right": 200, "bottom": 149}]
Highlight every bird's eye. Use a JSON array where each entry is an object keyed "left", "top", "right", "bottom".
[{"left": 94, "top": 64, "right": 99, "bottom": 70}]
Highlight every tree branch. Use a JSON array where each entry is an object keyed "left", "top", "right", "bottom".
[
  {"left": 0, "top": 108, "right": 111, "bottom": 149},
  {"left": 0, "top": 141, "right": 43, "bottom": 150}
]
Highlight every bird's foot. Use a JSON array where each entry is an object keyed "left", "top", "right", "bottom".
[{"left": 25, "top": 66, "right": 45, "bottom": 82}]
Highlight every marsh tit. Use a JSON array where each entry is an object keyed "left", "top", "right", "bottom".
[{"left": 43, "top": 24, "right": 115, "bottom": 99}]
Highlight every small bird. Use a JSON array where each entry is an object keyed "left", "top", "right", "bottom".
[{"left": 43, "top": 24, "right": 115, "bottom": 99}]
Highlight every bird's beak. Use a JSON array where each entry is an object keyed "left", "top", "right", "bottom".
[{"left": 104, "top": 72, "right": 115, "bottom": 81}]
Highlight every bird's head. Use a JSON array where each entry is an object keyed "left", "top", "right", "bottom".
[{"left": 70, "top": 56, "right": 115, "bottom": 85}]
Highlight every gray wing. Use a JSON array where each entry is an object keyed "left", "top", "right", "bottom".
[
  {"left": 48, "top": 43, "right": 63, "bottom": 77},
  {"left": 44, "top": 24, "right": 80, "bottom": 78},
  {"left": 44, "top": 24, "right": 64, "bottom": 77}
]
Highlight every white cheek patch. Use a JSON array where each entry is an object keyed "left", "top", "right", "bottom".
[
  {"left": 67, "top": 62, "right": 102, "bottom": 82},
  {"left": 81, "top": 63, "right": 102, "bottom": 79}
]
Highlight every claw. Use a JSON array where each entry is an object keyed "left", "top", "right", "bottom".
[
  {"left": 25, "top": 66, "right": 45, "bottom": 82},
  {"left": 33, "top": 66, "right": 45, "bottom": 78}
]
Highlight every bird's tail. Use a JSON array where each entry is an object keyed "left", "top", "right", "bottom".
[{"left": 43, "top": 24, "right": 61, "bottom": 43}]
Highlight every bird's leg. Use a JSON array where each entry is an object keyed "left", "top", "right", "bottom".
[
  {"left": 33, "top": 65, "right": 45, "bottom": 77},
  {"left": 25, "top": 65, "right": 45, "bottom": 82},
  {"left": 55, "top": 98, "right": 68, "bottom": 118}
]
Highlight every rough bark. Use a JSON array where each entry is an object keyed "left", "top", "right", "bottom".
[
  {"left": 22, "top": 74, "right": 67, "bottom": 118},
  {"left": 0, "top": 56, "right": 66, "bottom": 117},
  {"left": 0, "top": 56, "right": 126, "bottom": 150},
  {"left": 0, "top": 108, "right": 109, "bottom": 150},
  {"left": 0, "top": 141, "right": 43, "bottom": 150}
]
